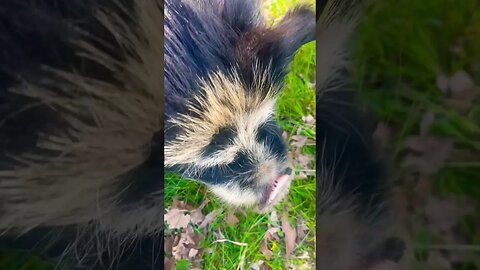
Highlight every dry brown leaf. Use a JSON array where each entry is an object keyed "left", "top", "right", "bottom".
[
  {"left": 226, "top": 211, "right": 239, "bottom": 227},
  {"left": 199, "top": 209, "right": 220, "bottom": 228},
  {"left": 190, "top": 209, "right": 205, "bottom": 225},
  {"left": 260, "top": 239, "right": 274, "bottom": 260},
  {"left": 250, "top": 260, "right": 265, "bottom": 270},
  {"left": 171, "top": 225, "right": 204, "bottom": 262},
  {"left": 436, "top": 73, "right": 450, "bottom": 94},
  {"left": 171, "top": 197, "right": 181, "bottom": 208},
  {"left": 164, "top": 235, "right": 174, "bottom": 255},
  {"left": 173, "top": 235, "right": 180, "bottom": 247},
  {"left": 164, "top": 257, "right": 175, "bottom": 270},
  {"left": 260, "top": 263, "right": 273, "bottom": 270},
  {"left": 444, "top": 98, "right": 475, "bottom": 113},
  {"left": 171, "top": 197, "right": 196, "bottom": 211},
  {"left": 291, "top": 144, "right": 314, "bottom": 179},
  {"left": 291, "top": 134, "right": 308, "bottom": 148},
  {"left": 401, "top": 136, "right": 454, "bottom": 175},
  {"left": 302, "top": 115, "right": 315, "bottom": 127},
  {"left": 265, "top": 227, "right": 280, "bottom": 242},
  {"left": 449, "top": 70, "right": 475, "bottom": 95},
  {"left": 437, "top": 70, "right": 478, "bottom": 113},
  {"left": 424, "top": 196, "right": 474, "bottom": 233},
  {"left": 281, "top": 214, "right": 297, "bottom": 257},
  {"left": 436, "top": 70, "right": 475, "bottom": 96},
  {"left": 165, "top": 208, "right": 191, "bottom": 229},
  {"left": 190, "top": 201, "right": 209, "bottom": 225},
  {"left": 269, "top": 210, "right": 279, "bottom": 223},
  {"left": 306, "top": 81, "right": 316, "bottom": 90},
  {"left": 296, "top": 217, "right": 308, "bottom": 244},
  {"left": 188, "top": 248, "right": 199, "bottom": 258},
  {"left": 172, "top": 238, "right": 189, "bottom": 259},
  {"left": 185, "top": 225, "right": 203, "bottom": 246},
  {"left": 297, "top": 153, "right": 314, "bottom": 168}
]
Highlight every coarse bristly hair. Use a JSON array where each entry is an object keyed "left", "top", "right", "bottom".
[
  {"left": 1, "top": 0, "right": 164, "bottom": 269},
  {"left": 316, "top": 1, "right": 406, "bottom": 269},
  {"left": 164, "top": 0, "right": 315, "bottom": 212}
]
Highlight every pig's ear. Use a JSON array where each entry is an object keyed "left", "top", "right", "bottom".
[
  {"left": 234, "top": 6, "right": 315, "bottom": 84},
  {"left": 267, "top": 5, "right": 316, "bottom": 67}
]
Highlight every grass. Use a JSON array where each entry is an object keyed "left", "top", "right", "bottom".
[
  {"left": 355, "top": 0, "right": 480, "bottom": 203},
  {"left": 164, "top": 1, "right": 316, "bottom": 269},
  {"left": 354, "top": 0, "right": 480, "bottom": 268}
]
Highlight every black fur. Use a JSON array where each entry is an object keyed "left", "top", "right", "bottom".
[
  {"left": 164, "top": 0, "right": 315, "bottom": 187},
  {"left": 163, "top": 0, "right": 315, "bottom": 137},
  {"left": 1, "top": 1, "right": 164, "bottom": 269},
  {"left": 317, "top": 71, "right": 387, "bottom": 216},
  {"left": 315, "top": 0, "right": 407, "bottom": 267},
  {"left": 316, "top": 68, "right": 405, "bottom": 269}
]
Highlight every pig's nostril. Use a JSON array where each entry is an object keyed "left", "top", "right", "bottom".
[{"left": 283, "top": 167, "right": 293, "bottom": 175}]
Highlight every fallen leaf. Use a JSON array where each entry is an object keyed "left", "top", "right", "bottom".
[
  {"left": 296, "top": 217, "right": 308, "bottom": 243},
  {"left": 297, "top": 153, "right": 314, "bottom": 168},
  {"left": 307, "top": 79, "right": 316, "bottom": 89},
  {"left": 291, "top": 135, "right": 308, "bottom": 148},
  {"left": 213, "top": 229, "right": 225, "bottom": 240},
  {"left": 226, "top": 211, "right": 239, "bottom": 227},
  {"left": 265, "top": 227, "right": 280, "bottom": 242},
  {"left": 260, "top": 239, "right": 274, "bottom": 260},
  {"left": 250, "top": 260, "right": 265, "bottom": 270},
  {"left": 270, "top": 210, "right": 279, "bottom": 223},
  {"left": 173, "top": 235, "right": 180, "bottom": 247},
  {"left": 437, "top": 70, "right": 478, "bottom": 113},
  {"left": 436, "top": 72, "right": 450, "bottom": 94},
  {"left": 200, "top": 209, "right": 220, "bottom": 228},
  {"left": 171, "top": 197, "right": 182, "bottom": 208},
  {"left": 190, "top": 210, "right": 205, "bottom": 225},
  {"left": 172, "top": 227, "right": 198, "bottom": 260},
  {"left": 424, "top": 196, "right": 474, "bottom": 233},
  {"left": 444, "top": 98, "right": 475, "bottom": 113},
  {"left": 164, "top": 235, "right": 174, "bottom": 255},
  {"left": 449, "top": 70, "right": 475, "bottom": 95},
  {"left": 281, "top": 214, "right": 297, "bottom": 257},
  {"left": 171, "top": 197, "right": 196, "bottom": 211},
  {"left": 190, "top": 200, "right": 209, "bottom": 225},
  {"left": 302, "top": 115, "right": 315, "bottom": 127},
  {"left": 401, "top": 136, "right": 454, "bottom": 175},
  {"left": 436, "top": 70, "right": 475, "bottom": 96},
  {"left": 165, "top": 208, "right": 191, "bottom": 229},
  {"left": 260, "top": 263, "right": 273, "bottom": 270},
  {"left": 188, "top": 248, "right": 199, "bottom": 258},
  {"left": 164, "top": 257, "right": 175, "bottom": 270}
]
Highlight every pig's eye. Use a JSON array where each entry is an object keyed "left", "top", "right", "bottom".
[
  {"left": 256, "top": 120, "right": 286, "bottom": 157},
  {"left": 256, "top": 120, "right": 282, "bottom": 143},
  {"left": 202, "top": 127, "right": 236, "bottom": 156}
]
